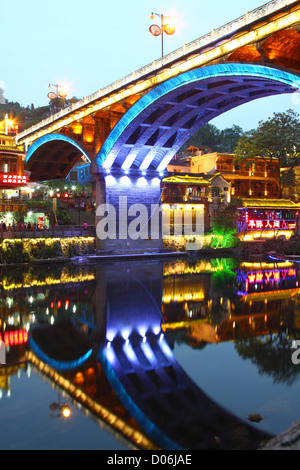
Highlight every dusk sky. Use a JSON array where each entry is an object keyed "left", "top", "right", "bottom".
[{"left": 2, "top": 0, "right": 300, "bottom": 131}]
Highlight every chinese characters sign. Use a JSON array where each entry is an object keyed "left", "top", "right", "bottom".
[
  {"left": 0, "top": 329, "right": 28, "bottom": 348},
  {"left": 247, "top": 268, "right": 296, "bottom": 285},
  {"left": 0, "top": 174, "right": 27, "bottom": 185},
  {"left": 245, "top": 267, "right": 297, "bottom": 294},
  {"left": 247, "top": 219, "right": 296, "bottom": 230}
]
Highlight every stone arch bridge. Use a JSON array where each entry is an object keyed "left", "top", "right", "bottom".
[{"left": 16, "top": 0, "right": 300, "bottom": 252}]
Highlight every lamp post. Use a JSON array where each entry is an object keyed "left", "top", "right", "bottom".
[
  {"left": 47, "top": 84, "right": 68, "bottom": 112},
  {"left": 149, "top": 12, "right": 175, "bottom": 58},
  {"left": 4, "top": 114, "right": 13, "bottom": 135}
]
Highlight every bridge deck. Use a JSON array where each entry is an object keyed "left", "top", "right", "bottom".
[{"left": 16, "top": 0, "right": 300, "bottom": 145}]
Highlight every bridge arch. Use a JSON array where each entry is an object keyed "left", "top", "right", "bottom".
[
  {"left": 96, "top": 63, "right": 300, "bottom": 173},
  {"left": 25, "top": 133, "right": 91, "bottom": 182}
]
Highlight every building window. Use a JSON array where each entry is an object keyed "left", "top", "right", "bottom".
[{"left": 1, "top": 159, "right": 17, "bottom": 173}]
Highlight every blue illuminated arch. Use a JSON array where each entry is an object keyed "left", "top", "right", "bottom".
[
  {"left": 25, "top": 133, "right": 91, "bottom": 163},
  {"left": 28, "top": 335, "right": 93, "bottom": 371},
  {"left": 96, "top": 63, "right": 300, "bottom": 171}
]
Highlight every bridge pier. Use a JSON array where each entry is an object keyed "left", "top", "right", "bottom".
[{"left": 93, "top": 165, "right": 164, "bottom": 255}]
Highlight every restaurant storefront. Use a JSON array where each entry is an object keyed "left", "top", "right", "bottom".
[
  {"left": 237, "top": 199, "right": 299, "bottom": 240},
  {"left": 0, "top": 132, "right": 28, "bottom": 224}
]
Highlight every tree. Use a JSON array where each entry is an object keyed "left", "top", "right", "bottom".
[
  {"left": 178, "top": 123, "right": 244, "bottom": 155},
  {"left": 234, "top": 109, "right": 300, "bottom": 198},
  {"left": 211, "top": 198, "right": 243, "bottom": 248},
  {"left": 219, "top": 124, "right": 244, "bottom": 152}
]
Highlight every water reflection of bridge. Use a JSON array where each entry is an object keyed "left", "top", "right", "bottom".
[
  {"left": 26, "top": 260, "right": 273, "bottom": 450},
  {"left": 2, "top": 258, "right": 300, "bottom": 449}
]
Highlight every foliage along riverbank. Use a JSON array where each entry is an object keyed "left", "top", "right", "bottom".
[
  {"left": 1, "top": 233, "right": 299, "bottom": 265},
  {"left": 0, "top": 237, "right": 95, "bottom": 264}
]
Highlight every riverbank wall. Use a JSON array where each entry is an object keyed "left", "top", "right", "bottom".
[{"left": 0, "top": 233, "right": 299, "bottom": 265}]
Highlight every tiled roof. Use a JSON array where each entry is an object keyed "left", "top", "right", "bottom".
[
  {"left": 162, "top": 175, "right": 210, "bottom": 185},
  {"left": 241, "top": 198, "right": 300, "bottom": 209}
]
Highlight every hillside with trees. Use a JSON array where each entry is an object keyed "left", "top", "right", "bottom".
[
  {"left": 179, "top": 123, "right": 244, "bottom": 155},
  {"left": 0, "top": 96, "right": 80, "bottom": 132}
]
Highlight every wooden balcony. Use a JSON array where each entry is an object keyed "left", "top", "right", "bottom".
[
  {"left": 234, "top": 190, "right": 279, "bottom": 199},
  {"left": 161, "top": 194, "right": 209, "bottom": 204}
]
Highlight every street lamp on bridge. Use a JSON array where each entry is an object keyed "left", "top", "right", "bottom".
[
  {"left": 149, "top": 12, "right": 175, "bottom": 58},
  {"left": 47, "top": 83, "right": 68, "bottom": 111}
]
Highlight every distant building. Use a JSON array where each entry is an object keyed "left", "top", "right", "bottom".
[
  {"left": 167, "top": 147, "right": 299, "bottom": 240},
  {"left": 0, "top": 131, "right": 28, "bottom": 216},
  {"left": 170, "top": 151, "right": 279, "bottom": 199}
]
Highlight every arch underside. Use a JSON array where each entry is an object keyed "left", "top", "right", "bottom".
[
  {"left": 26, "top": 134, "right": 91, "bottom": 182},
  {"left": 26, "top": 64, "right": 300, "bottom": 181},
  {"left": 98, "top": 64, "right": 300, "bottom": 173}
]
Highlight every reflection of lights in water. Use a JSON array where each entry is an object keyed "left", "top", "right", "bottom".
[
  {"left": 49, "top": 401, "right": 71, "bottom": 419},
  {"left": 121, "top": 329, "right": 131, "bottom": 341},
  {"left": 123, "top": 343, "right": 137, "bottom": 363},
  {"left": 141, "top": 341, "right": 156, "bottom": 363},
  {"left": 153, "top": 326, "right": 160, "bottom": 335},
  {"left": 105, "top": 344, "right": 117, "bottom": 365},
  {"left": 61, "top": 405, "right": 71, "bottom": 418},
  {"left": 106, "top": 329, "right": 117, "bottom": 342},
  {"left": 159, "top": 336, "right": 173, "bottom": 359},
  {"left": 105, "top": 330, "right": 171, "bottom": 368}
]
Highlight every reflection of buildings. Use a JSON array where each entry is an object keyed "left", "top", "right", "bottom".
[
  {"left": 2, "top": 259, "right": 298, "bottom": 449},
  {"left": 161, "top": 259, "right": 300, "bottom": 346},
  {"left": 0, "top": 363, "right": 28, "bottom": 399},
  {"left": 0, "top": 265, "right": 96, "bottom": 366},
  {"left": 216, "top": 261, "right": 300, "bottom": 341},
  {"left": 24, "top": 260, "right": 270, "bottom": 450}
]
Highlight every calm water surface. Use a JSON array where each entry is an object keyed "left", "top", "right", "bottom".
[{"left": 1, "top": 256, "right": 300, "bottom": 450}]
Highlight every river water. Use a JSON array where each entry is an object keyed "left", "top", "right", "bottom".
[{"left": 0, "top": 255, "right": 300, "bottom": 450}]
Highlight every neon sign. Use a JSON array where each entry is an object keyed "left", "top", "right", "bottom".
[
  {"left": 247, "top": 269, "right": 296, "bottom": 285},
  {"left": 0, "top": 174, "right": 27, "bottom": 185},
  {"left": 0, "top": 329, "right": 28, "bottom": 348},
  {"left": 247, "top": 219, "right": 296, "bottom": 230},
  {"left": 244, "top": 267, "right": 297, "bottom": 294}
]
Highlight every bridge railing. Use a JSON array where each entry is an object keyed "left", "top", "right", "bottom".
[{"left": 16, "top": 0, "right": 297, "bottom": 143}]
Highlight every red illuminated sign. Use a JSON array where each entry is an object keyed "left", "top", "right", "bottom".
[
  {"left": 247, "top": 269, "right": 296, "bottom": 285},
  {"left": 247, "top": 219, "right": 296, "bottom": 230},
  {"left": 0, "top": 329, "right": 28, "bottom": 347},
  {"left": 0, "top": 174, "right": 27, "bottom": 185}
]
